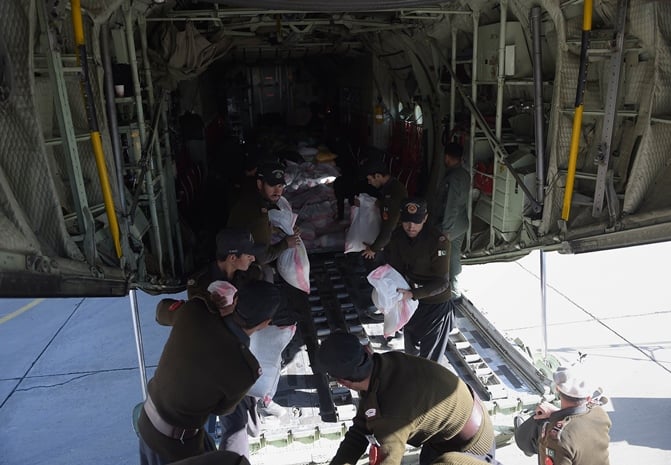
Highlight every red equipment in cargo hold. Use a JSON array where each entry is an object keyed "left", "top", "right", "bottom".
[
  {"left": 474, "top": 161, "right": 494, "bottom": 196},
  {"left": 388, "top": 121, "right": 423, "bottom": 196}
]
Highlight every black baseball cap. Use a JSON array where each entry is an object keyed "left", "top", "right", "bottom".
[
  {"left": 400, "top": 198, "right": 428, "bottom": 223},
  {"left": 317, "top": 331, "right": 373, "bottom": 381},
  {"left": 361, "top": 158, "right": 389, "bottom": 176},
  {"left": 215, "top": 228, "right": 265, "bottom": 260},
  {"left": 257, "top": 162, "right": 286, "bottom": 186},
  {"left": 235, "top": 280, "right": 283, "bottom": 327}
]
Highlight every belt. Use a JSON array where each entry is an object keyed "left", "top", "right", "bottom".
[
  {"left": 143, "top": 394, "right": 200, "bottom": 443},
  {"left": 444, "top": 388, "right": 484, "bottom": 449}
]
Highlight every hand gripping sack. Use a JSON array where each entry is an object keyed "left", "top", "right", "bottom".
[
  {"left": 367, "top": 264, "right": 418, "bottom": 337},
  {"left": 345, "top": 193, "right": 381, "bottom": 253},
  {"left": 268, "top": 208, "right": 311, "bottom": 294}
]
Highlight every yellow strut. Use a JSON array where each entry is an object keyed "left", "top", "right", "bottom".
[
  {"left": 561, "top": 0, "right": 593, "bottom": 222},
  {"left": 70, "top": 0, "right": 122, "bottom": 258}
]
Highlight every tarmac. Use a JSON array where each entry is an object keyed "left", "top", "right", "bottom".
[{"left": 1, "top": 242, "right": 670, "bottom": 464}]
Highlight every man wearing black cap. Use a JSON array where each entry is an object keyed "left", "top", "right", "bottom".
[
  {"left": 226, "top": 163, "right": 304, "bottom": 418},
  {"left": 383, "top": 197, "right": 453, "bottom": 362},
  {"left": 186, "top": 228, "right": 265, "bottom": 302},
  {"left": 317, "top": 332, "right": 499, "bottom": 465},
  {"left": 227, "top": 162, "right": 300, "bottom": 266},
  {"left": 360, "top": 158, "right": 408, "bottom": 265},
  {"left": 183, "top": 228, "right": 288, "bottom": 457},
  {"left": 433, "top": 142, "right": 470, "bottom": 299},
  {"left": 138, "top": 280, "right": 283, "bottom": 465}
]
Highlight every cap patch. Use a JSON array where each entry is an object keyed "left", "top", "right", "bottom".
[
  {"left": 399, "top": 197, "right": 428, "bottom": 223},
  {"left": 365, "top": 408, "right": 377, "bottom": 418}
]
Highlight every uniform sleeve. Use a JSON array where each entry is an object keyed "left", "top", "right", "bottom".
[
  {"left": 440, "top": 180, "right": 459, "bottom": 235},
  {"left": 370, "top": 214, "right": 397, "bottom": 252},
  {"left": 409, "top": 235, "right": 450, "bottom": 300},
  {"left": 261, "top": 238, "right": 289, "bottom": 264},
  {"left": 186, "top": 266, "right": 210, "bottom": 300},
  {"left": 370, "top": 182, "right": 407, "bottom": 252},
  {"left": 544, "top": 440, "right": 575, "bottom": 465},
  {"left": 330, "top": 419, "right": 371, "bottom": 465},
  {"left": 440, "top": 171, "right": 469, "bottom": 238},
  {"left": 540, "top": 419, "right": 579, "bottom": 465},
  {"left": 429, "top": 181, "right": 447, "bottom": 228},
  {"left": 381, "top": 232, "right": 402, "bottom": 274},
  {"left": 155, "top": 298, "right": 186, "bottom": 326}
]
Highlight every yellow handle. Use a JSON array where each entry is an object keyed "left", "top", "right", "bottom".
[
  {"left": 70, "top": 0, "right": 85, "bottom": 46},
  {"left": 91, "top": 132, "right": 122, "bottom": 258}
]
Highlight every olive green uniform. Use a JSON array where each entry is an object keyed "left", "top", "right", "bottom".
[
  {"left": 384, "top": 225, "right": 452, "bottom": 361},
  {"left": 138, "top": 291, "right": 261, "bottom": 462},
  {"left": 434, "top": 165, "right": 470, "bottom": 295},
  {"left": 226, "top": 191, "right": 288, "bottom": 264},
  {"left": 538, "top": 406, "right": 611, "bottom": 465},
  {"left": 384, "top": 226, "right": 451, "bottom": 303},
  {"left": 369, "top": 177, "right": 408, "bottom": 252},
  {"left": 330, "top": 352, "right": 496, "bottom": 465}
]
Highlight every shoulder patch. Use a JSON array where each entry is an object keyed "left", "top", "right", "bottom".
[
  {"left": 365, "top": 408, "right": 377, "bottom": 418},
  {"left": 261, "top": 207, "right": 268, "bottom": 214}
]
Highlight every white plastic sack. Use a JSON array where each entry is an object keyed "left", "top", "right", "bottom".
[
  {"left": 276, "top": 195, "right": 292, "bottom": 213},
  {"left": 345, "top": 193, "right": 380, "bottom": 253},
  {"left": 367, "top": 264, "right": 419, "bottom": 337},
  {"left": 248, "top": 324, "right": 296, "bottom": 402},
  {"left": 268, "top": 208, "right": 311, "bottom": 294}
]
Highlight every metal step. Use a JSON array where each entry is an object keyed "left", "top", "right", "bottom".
[
  {"left": 448, "top": 328, "right": 508, "bottom": 400},
  {"left": 44, "top": 133, "right": 91, "bottom": 146}
]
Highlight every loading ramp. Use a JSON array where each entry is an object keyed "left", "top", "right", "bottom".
[{"left": 214, "top": 252, "right": 552, "bottom": 464}]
